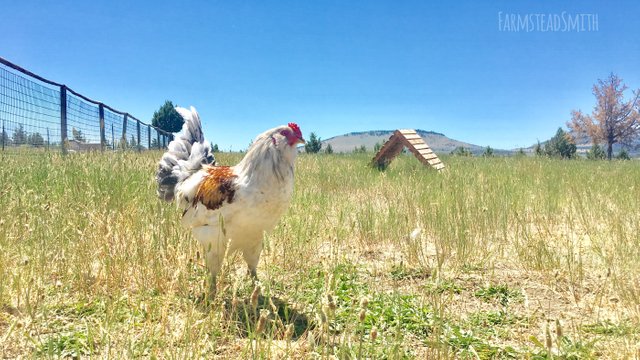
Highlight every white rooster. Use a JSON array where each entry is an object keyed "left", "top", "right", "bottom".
[{"left": 156, "top": 107, "right": 305, "bottom": 296}]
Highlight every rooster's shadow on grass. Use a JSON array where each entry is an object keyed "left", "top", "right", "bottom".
[{"left": 196, "top": 294, "right": 312, "bottom": 340}]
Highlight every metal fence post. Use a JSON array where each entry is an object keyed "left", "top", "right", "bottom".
[
  {"left": 1, "top": 120, "right": 4, "bottom": 151},
  {"left": 111, "top": 124, "right": 115, "bottom": 150},
  {"left": 136, "top": 119, "right": 141, "bottom": 152},
  {"left": 46, "top": 128, "right": 50, "bottom": 151},
  {"left": 60, "top": 85, "right": 68, "bottom": 154},
  {"left": 122, "top": 113, "right": 128, "bottom": 149},
  {"left": 147, "top": 125, "right": 151, "bottom": 150},
  {"left": 156, "top": 130, "right": 160, "bottom": 149},
  {"left": 99, "top": 104, "right": 106, "bottom": 151}
]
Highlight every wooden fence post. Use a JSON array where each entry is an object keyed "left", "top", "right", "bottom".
[
  {"left": 60, "top": 85, "right": 68, "bottom": 154},
  {"left": 99, "top": 104, "right": 106, "bottom": 151}
]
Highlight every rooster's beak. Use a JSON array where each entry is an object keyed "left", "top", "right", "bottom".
[{"left": 297, "top": 137, "right": 306, "bottom": 145}]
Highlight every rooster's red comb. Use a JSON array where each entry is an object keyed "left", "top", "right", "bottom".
[{"left": 288, "top": 122, "right": 302, "bottom": 137}]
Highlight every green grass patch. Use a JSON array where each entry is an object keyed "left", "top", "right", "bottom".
[
  {"left": 582, "top": 319, "right": 637, "bottom": 337},
  {"left": 444, "top": 325, "right": 519, "bottom": 359},
  {"left": 36, "top": 330, "right": 95, "bottom": 358},
  {"left": 424, "top": 279, "right": 463, "bottom": 295},
  {"left": 474, "top": 284, "right": 523, "bottom": 307}
]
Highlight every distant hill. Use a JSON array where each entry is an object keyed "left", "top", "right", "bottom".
[
  {"left": 320, "top": 129, "right": 494, "bottom": 154},
  {"left": 316, "top": 128, "right": 639, "bottom": 157}
]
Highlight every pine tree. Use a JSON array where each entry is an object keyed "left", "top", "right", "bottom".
[
  {"left": 27, "top": 132, "right": 44, "bottom": 146},
  {"left": 304, "top": 132, "right": 322, "bottom": 153},
  {"left": 12, "top": 124, "right": 27, "bottom": 145},
  {"left": 152, "top": 100, "right": 184, "bottom": 133},
  {"left": 325, "top": 143, "right": 333, "bottom": 154},
  {"left": 534, "top": 141, "right": 544, "bottom": 157},
  {"left": 1, "top": 129, "right": 10, "bottom": 147},
  {"left": 482, "top": 146, "right": 494, "bottom": 157},
  {"left": 544, "top": 128, "right": 576, "bottom": 159}
]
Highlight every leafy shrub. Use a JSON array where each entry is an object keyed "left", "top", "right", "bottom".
[
  {"left": 586, "top": 144, "right": 606, "bottom": 160},
  {"left": 451, "top": 146, "right": 472, "bottom": 157},
  {"left": 616, "top": 149, "right": 631, "bottom": 160}
]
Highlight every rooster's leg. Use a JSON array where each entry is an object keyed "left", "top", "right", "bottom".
[
  {"left": 207, "top": 275, "right": 216, "bottom": 298},
  {"left": 242, "top": 244, "right": 263, "bottom": 281},
  {"left": 201, "top": 239, "right": 227, "bottom": 299},
  {"left": 204, "top": 249, "right": 225, "bottom": 298},
  {"left": 194, "top": 226, "right": 228, "bottom": 299}
]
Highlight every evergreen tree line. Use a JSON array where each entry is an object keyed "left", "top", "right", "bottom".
[{"left": 1, "top": 124, "right": 48, "bottom": 147}]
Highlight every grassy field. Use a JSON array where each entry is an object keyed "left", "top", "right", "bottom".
[{"left": 0, "top": 150, "right": 639, "bottom": 359}]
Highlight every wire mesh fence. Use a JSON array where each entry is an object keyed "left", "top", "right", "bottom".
[
  {"left": 0, "top": 56, "right": 172, "bottom": 153},
  {"left": 0, "top": 63, "right": 60, "bottom": 151},
  {"left": 105, "top": 108, "right": 124, "bottom": 151}
]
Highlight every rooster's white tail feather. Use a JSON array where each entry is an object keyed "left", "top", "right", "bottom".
[{"left": 156, "top": 106, "right": 215, "bottom": 202}]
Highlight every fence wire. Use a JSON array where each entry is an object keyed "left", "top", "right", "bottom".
[
  {"left": 124, "top": 116, "right": 139, "bottom": 150},
  {"left": 67, "top": 93, "right": 100, "bottom": 148},
  {"left": 104, "top": 108, "right": 123, "bottom": 151},
  {"left": 0, "top": 57, "right": 173, "bottom": 153},
  {"left": 0, "top": 65, "right": 61, "bottom": 149}
]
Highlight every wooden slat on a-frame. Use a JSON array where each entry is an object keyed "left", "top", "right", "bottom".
[{"left": 371, "top": 129, "right": 445, "bottom": 170}]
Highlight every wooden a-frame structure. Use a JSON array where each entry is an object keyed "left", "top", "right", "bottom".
[{"left": 371, "top": 129, "right": 445, "bottom": 170}]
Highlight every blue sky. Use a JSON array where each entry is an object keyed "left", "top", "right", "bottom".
[{"left": 2, "top": 0, "right": 639, "bottom": 150}]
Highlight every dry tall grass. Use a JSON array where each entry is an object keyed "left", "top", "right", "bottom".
[{"left": 0, "top": 150, "right": 638, "bottom": 358}]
